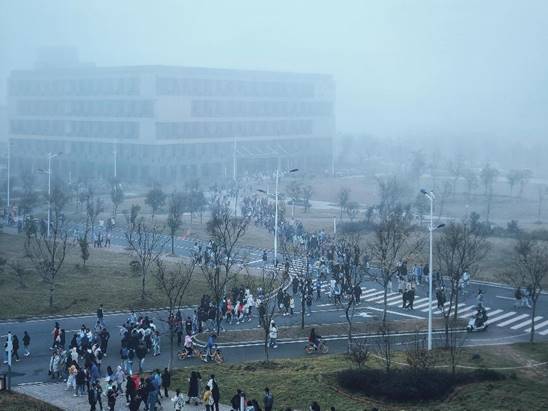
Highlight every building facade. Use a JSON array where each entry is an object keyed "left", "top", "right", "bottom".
[{"left": 7, "top": 65, "right": 335, "bottom": 182}]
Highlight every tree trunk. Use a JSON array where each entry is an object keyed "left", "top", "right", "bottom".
[
  {"left": 382, "top": 287, "right": 388, "bottom": 325},
  {"left": 169, "top": 328, "right": 174, "bottom": 371},
  {"left": 141, "top": 268, "right": 146, "bottom": 301},
  {"left": 171, "top": 235, "right": 175, "bottom": 256},
  {"left": 49, "top": 287, "right": 54, "bottom": 308},
  {"left": 301, "top": 294, "right": 305, "bottom": 329},
  {"left": 530, "top": 299, "right": 537, "bottom": 343}
]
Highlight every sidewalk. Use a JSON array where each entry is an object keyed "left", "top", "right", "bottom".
[{"left": 14, "top": 382, "right": 232, "bottom": 411}]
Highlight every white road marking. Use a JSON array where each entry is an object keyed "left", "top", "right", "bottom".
[
  {"left": 496, "top": 295, "right": 515, "bottom": 301},
  {"left": 497, "top": 314, "right": 530, "bottom": 327},
  {"left": 525, "top": 319, "right": 548, "bottom": 333},
  {"left": 510, "top": 316, "right": 543, "bottom": 330}
]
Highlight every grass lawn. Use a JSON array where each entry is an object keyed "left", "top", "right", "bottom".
[
  {"left": 0, "top": 391, "right": 61, "bottom": 411},
  {"left": 171, "top": 342, "right": 548, "bottom": 411},
  {"left": 0, "top": 232, "right": 210, "bottom": 319}
]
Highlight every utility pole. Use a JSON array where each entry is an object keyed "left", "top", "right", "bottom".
[
  {"left": 6, "top": 139, "right": 10, "bottom": 224},
  {"left": 113, "top": 140, "right": 117, "bottom": 179},
  {"left": 232, "top": 137, "right": 237, "bottom": 181}
]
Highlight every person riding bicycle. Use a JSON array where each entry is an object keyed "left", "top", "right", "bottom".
[
  {"left": 308, "top": 328, "right": 322, "bottom": 350},
  {"left": 184, "top": 333, "right": 194, "bottom": 357},
  {"left": 203, "top": 334, "right": 217, "bottom": 362}
]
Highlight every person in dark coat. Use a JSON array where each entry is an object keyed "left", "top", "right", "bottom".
[
  {"left": 161, "top": 367, "right": 171, "bottom": 398},
  {"left": 187, "top": 371, "right": 201, "bottom": 405}
]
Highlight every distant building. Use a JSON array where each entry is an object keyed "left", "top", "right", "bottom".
[{"left": 7, "top": 65, "right": 335, "bottom": 182}]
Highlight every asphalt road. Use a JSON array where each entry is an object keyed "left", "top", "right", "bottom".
[{"left": 1, "top": 226, "right": 547, "bottom": 385}]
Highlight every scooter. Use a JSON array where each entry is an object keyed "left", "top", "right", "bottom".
[{"left": 467, "top": 317, "right": 489, "bottom": 332}]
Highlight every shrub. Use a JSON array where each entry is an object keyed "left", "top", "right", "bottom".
[{"left": 336, "top": 367, "right": 505, "bottom": 402}]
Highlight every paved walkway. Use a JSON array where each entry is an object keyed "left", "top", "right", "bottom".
[{"left": 14, "top": 382, "right": 232, "bottom": 411}]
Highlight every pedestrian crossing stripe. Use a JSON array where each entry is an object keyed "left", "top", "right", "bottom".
[
  {"left": 461, "top": 307, "right": 492, "bottom": 318},
  {"left": 525, "top": 319, "right": 548, "bottom": 333},
  {"left": 485, "top": 311, "right": 516, "bottom": 325},
  {"left": 497, "top": 314, "right": 529, "bottom": 327},
  {"left": 510, "top": 316, "right": 543, "bottom": 330},
  {"left": 434, "top": 303, "right": 466, "bottom": 315}
]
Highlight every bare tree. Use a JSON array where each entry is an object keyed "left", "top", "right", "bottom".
[
  {"left": 436, "top": 180, "right": 453, "bottom": 220},
  {"left": 435, "top": 221, "right": 490, "bottom": 346},
  {"left": 480, "top": 163, "right": 499, "bottom": 222},
  {"left": 25, "top": 181, "right": 69, "bottom": 308},
  {"left": 302, "top": 184, "right": 313, "bottom": 213},
  {"left": 258, "top": 267, "right": 282, "bottom": 362},
  {"left": 145, "top": 185, "right": 166, "bottom": 219},
  {"left": 154, "top": 259, "right": 195, "bottom": 369},
  {"left": 348, "top": 339, "right": 370, "bottom": 368},
  {"left": 337, "top": 234, "right": 364, "bottom": 352},
  {"left": 345, "top": 201, "right": 360, "bottom": 222},
  {"left": 504, "top": 239, "right": 548, "bottom": 343},
  {"left": 410, "top": 150, "right": 426, "bottom": 184},
  {"left": 375, "top": 323, "right": 393, "bottom": 373},
  {"left": 280, "top": 238, "right": 309, "bottom": 330},
  {"left": 537, "top": 185, "right": 547, "bottom": 223},
  {"left": 202, "top": 203, "right": 251, "bottom": 334},
  {"left": 517, "top": 169, "right": 532, "bottom": 198},
  {"left": 506, "top": 170, "right": 521, "bottom": 197},
  {"left": 448, "top": 155, "right": 464, "bottom": 196},
  {"left": 125, "top": 217, "right": 167, "bottom": 301},
  {"left": 368, "top": 203, "right": 423, "bottom": 324},
  {"left": 167, "top": 191, "right": 186, "bottom": 255},
  {"left": 110, "top": 179, "right": 124, "bottom": 217},
  {"left": 287, "top": 180, "right": 302, "bottom": 218},
  {"left": 463, "top": 168, "right": 478, "bottom": 200},
  {"left": 338, "top": 187, "right": 351, "bottom": 219}
]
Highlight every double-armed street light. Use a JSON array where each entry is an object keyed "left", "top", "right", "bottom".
[
  {"left": 420, "top": 189, "right": 445, "bottom": 350},
  {"left": 37, "top": 152, "right": 63, "bottom": 238},
  {"left": 258, "top": 166, "right": 299, "bottom": 266}
]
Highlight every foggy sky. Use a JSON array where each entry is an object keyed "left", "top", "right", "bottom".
[{"left": 1, "top": 0, "right": 547, "bottom": 140}]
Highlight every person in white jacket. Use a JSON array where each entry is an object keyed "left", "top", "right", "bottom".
[{"left": 269, "top": 321, "right": 278, "bottom": 349}]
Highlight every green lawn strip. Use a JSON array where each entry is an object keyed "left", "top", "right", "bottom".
[
  {"left": 0, "top": 233, "right": 209, "bottom": 319},
  {"left": 171, "top": 343, "right": 548, "bottom": 411},
  {"left": 196, "top": 318, "right": 462, "bottom": 344},
  {"left": 0, "top": 391, "right": 61, "bottom": 411}
]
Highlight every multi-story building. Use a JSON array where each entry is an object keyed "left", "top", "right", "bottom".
[{"left": 7, "top": 65, "right": 335, "bottom": 183}]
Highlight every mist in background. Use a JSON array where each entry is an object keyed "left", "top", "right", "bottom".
[{"left": 1, "top": 0, "right": 547, "bottom": 142}]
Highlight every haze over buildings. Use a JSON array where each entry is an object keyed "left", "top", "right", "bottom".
[{"left": 1, "top": 0, "right": 547, "bottom": 142}]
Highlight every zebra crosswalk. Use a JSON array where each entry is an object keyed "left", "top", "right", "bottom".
[{"left": 312, "top": 280, "right": 548, "bottom": 336}]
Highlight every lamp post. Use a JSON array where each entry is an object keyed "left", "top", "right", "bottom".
[
  {"left": 258, "top": 166, "right": 298, "bottom": 266},
  {"left": 420, "top": 189, "right": 445, "bottom": 350},
  {"left": 39, "top": 152, "right": 62, "bottom": 238},
  {"left": 113, "top": 141, "right": 117, "bottom": 179},
  {"left": 5, "top": 139, "right": 10, "bottom": 224}
]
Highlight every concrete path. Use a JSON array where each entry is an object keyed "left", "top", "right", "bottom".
[{"left": 14, "top": 382, "right": 232, "bottom": 411}]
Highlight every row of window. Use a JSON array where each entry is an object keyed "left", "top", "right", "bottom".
[
  {"left": 10, "top": 119, "right": 139, "bottom": 139},
  {"left": 156, "top": 77, "right": 315, "bottom": 98},
  {"left": 156, "top": 120, "right": 313, "bottom": 140},
  {"left": 191, "top": 99, "right": 332, "bottom": 118},
  {"left": 9, "top": 77, "right": 140, "bottom": 97},
  {"left": 16, "top": 99, "right": 154, "bottom": 118}
]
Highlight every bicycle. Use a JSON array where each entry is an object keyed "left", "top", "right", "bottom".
[
  {"left": 177, "top": 347, "right": 203, "bottom": 360},
  {"left": 304, "top": 339, "right": 329, "bottom": 354},
  {"left": 201, "top": 347, "right": 225, "bottom": 364}
]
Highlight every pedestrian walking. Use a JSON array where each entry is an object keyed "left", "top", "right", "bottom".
[
  {"left": 161, "top": 367, "right": 171, "bottom": 398},
  {"left": 22, "top": 331, "right": 31, "bottom": 357},
  {"left": 263, "top": 387, "right": 274, "bottom": 411},
  {"left": 171, "top": 389, "right": 185, "bottom": 410}
]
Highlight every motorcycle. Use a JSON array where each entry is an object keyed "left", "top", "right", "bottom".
[{"left": 467, "top": 317, "right": 489, "bottom": 332}]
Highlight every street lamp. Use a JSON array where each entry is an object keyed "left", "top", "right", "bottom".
[
  {"left": 38, "top": 152, "right": 62, "bottom": 238},
  {"left": 258, "top": 166, "right": 299, "bottom": 266},
  {"left": 420, "top": 189, "right": 445, "bottom": 350}
]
